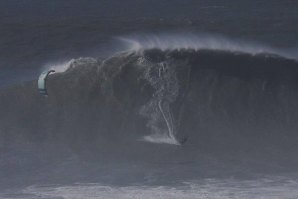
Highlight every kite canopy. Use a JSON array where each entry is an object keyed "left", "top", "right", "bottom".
[{"left": 38, "top": 70, "right": 55, "bottom": 96}]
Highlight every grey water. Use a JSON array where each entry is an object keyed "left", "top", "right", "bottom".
[{"left": 1, "top": 0, "right": 298, "bottom": 198}]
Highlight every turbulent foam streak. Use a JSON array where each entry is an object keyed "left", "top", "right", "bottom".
[
  {"left": 118, "top": 33, "right": 298, "bottom": 60},
  {"left": 137, "top": 60, "right": 180, "bottom": 145},
  {"left": 158, "top": 101, "right": 179, "bottom": 144}
]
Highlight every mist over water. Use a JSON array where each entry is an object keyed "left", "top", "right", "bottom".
[{"left": 1, "top": 0, "right": 298, "bottom": 198}]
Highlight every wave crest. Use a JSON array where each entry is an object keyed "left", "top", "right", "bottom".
[{"left": 117, "top": 33, "right": 298, "bottom": 60}]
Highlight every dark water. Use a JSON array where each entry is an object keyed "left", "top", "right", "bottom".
[{"left": 1, "top": 1, "right": 298, "bottom": 198}]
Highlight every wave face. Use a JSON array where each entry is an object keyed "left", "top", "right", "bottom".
[
  {"left": 2, "top": 48, "right": 298, "bottom": 148},
  {"left": 2, "top": 47, "right": 298, "bottom": 188}
]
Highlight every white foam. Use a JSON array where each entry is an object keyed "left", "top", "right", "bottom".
[
  {"left": 41, "top": 59, "right": 75, "bottom": 73},
  {"left": 141, "top": 134, "right": 180, "bottom": 145},
  {"left": 15, "top": 177, "right": 298, "bottom": 199}
]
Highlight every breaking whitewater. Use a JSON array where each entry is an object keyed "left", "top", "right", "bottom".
[{"left": 1, "top": 36, "right": 298, "bottom": 198}]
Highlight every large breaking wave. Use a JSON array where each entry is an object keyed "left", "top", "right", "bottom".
[
  {"left": 1, "top": 36, "right": 298, "bottom": 189},
  {"left": 2, "top": 43, "right": 298, "bottom": 147}
]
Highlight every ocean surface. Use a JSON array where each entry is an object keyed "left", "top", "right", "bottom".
[{"left": 1, "top": 0, "right": 298, "bottom": 198}]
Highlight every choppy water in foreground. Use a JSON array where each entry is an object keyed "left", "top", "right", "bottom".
[{"left": 2, "top": 176, "right": 298, "bottom": 199}]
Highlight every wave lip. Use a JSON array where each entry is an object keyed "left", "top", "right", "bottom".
[{"left": 117, "top": 33, "right": 298, "bottom": 60}]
